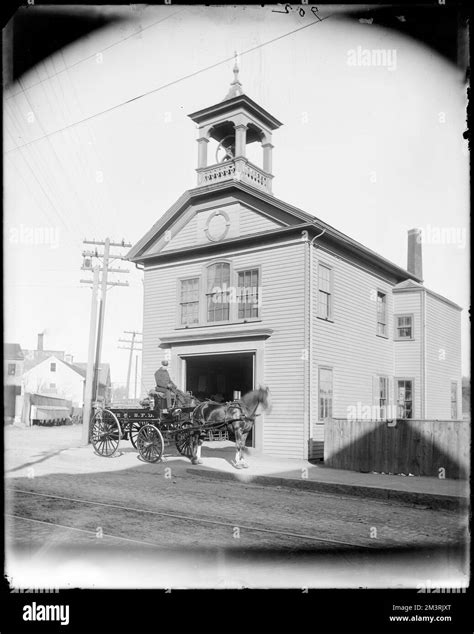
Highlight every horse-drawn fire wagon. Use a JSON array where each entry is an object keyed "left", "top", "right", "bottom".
[
  {"left": 90, "top": 390, "right": 198, "bottom": 461},
  {"left": 90, "top": 386, "right": 271, "bottom": 468}
]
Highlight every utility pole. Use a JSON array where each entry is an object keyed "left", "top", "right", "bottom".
[
  {"left": 81, "top": 266, "right": 100, "bottom": 445},
  {"left": 81, "top": 238, "right": 131, "bottom": 441},
  {"left": 118, "top": 330, "right": 142, "bottom": 399},
  {"left": 93, "top": 237, "right": 110, "bottom": 403},
  {"left": 134, "top": 354, "right": 139, "bottom": 400}
]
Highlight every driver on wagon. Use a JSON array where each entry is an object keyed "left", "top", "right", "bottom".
[{"left": 154, "top": 360, "right": 187, "bottom": 408}]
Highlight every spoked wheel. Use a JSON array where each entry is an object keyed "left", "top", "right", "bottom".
[
  {"left": 137, "top": 424, "right": 164, "bottom": 463},
  {"left": 175, "top": 422, "right": 195, "bottom": 458},
  {"left": 91, "top": 409, "right": 121, "bottom": 457},
  {"left": 129, "top": 420, "right": 144, "bottom": 449}
]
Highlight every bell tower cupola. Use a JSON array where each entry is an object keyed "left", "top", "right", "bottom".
[{"left": 187, "top": 54, "right": 282, "bottom": 195}]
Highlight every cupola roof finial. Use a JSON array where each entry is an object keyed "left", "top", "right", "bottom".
[{"left": 223, "top": 51, "right": 244, "bottom": 101}]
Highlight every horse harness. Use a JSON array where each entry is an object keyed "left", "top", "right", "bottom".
[
  {"left": 192, "top": 399, "right": 261, "bottom": 431},
  {"left": 225, "top": 400, "right": 261, "bottom": 425}
]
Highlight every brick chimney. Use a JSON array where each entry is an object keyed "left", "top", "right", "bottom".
[
  {"left": 407, "top": 228, "right": 423, "bottom": 280},
  {"left": 37, "top": 332, "right": 44, "bottom": 351}
]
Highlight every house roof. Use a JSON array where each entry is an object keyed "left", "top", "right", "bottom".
[
  {"left": 4, "top": 343, "right": 24, "bottom": 360},
  {"left": 393, "top": 279, "right": 422, "bottom": 290},
  {"left": 188, "top": 93, "right": 283, "bottom": 130},
  {"left": 393, "top": 279, "right": 462, "bottom": 311},
  {"left": 127, "top": 180, "right": 423, "bottom": 284},
  {"left": 72, "top": 362, "right": 111, "bottom": 387},
  {"left": 22, "top": 355, "right": 111, "bottom": 387}
]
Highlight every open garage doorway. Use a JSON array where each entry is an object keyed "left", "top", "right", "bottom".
[{"left": 183, "top": 352, "right": 255, "bottom": 446}]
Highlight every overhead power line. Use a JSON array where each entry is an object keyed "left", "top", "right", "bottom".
[
  {"left": 5, "top": 9, "right": 187, "bottom": 101},
  {"left": 5, "top": 15, "right": 331, "bottom": 155}
]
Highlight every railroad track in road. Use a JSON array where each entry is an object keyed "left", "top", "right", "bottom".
[{"left": 7, "top": 487, "right": 377, "bottom": 551}]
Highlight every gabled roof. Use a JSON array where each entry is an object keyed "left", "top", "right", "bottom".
[
  {"left": 393, "top": 278, "right": 462, "bottom": 310},
  {"left": 127, "top": 180, "right": 422, "bottom": 284},
  {"left": 4, "top": 343, "right": 24, "bottom": 360},
  {"left": 23, "top": 354, "right": 66, "bottom": 374},
  {"left": 73, "top": 362, "right": 111, "bottom": 387},
  {"left": 22, "top": 355, "right": 112, "bottom": 386},
  {"left": 188, "top": 93, "right": 283, "bottom": 130},
  {"left": 393, "top": 279, "right": 423, "bottom": 290}
]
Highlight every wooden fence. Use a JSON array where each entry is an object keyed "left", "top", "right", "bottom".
[{"left": 324, "top": 419, "right": 470, "bottom": 479}]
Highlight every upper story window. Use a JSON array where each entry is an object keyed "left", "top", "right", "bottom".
[
  {"left": 451, "top": 381, "right": 458, "bottom": 420},
  {"left": 207, "top": 262, "right": 230, "bottom": 322},
  {"left": 395, "top": 314, "right": 413, "bottom": 340},
  {"left": 50, "top": 362, "right": 56, "bottom": 372},
  {"left": 8, "top": 363, "right": 16, "bottom": 376},
  {"left": 376, "top": 291, "right": 387, "bottom": 337},
  {"left": 318, "top": 264, "right": 332, "bottom": 320},
  {"left": 177, "top": 262, "right": 262, "bottom": 327},
  {"left": 180, "top": 278, "right": 200, "bottom": 325},
  {"left": 237, "top": 269, "right": 259, "bottom": 319}
]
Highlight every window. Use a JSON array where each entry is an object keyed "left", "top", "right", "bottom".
[
  {"left": 50, "top": 362, "right": 56, "bottom": 372},
  {"left": 376, "top": 291, "right": 387, "bottom": 337},
  {"left": 395, "top": 314, "right": 413, "bottom": 340},
  {"left": 8, "top": 363, "right": 16, "bottom": 376},
  {"left": 180, "top": 278, "right": 199, "bottom": 325},
  {"left": 319, "top": 368, "right": 333, "bottom": 420},
  {"left": 318, "top": 264, "right": 332, "bottom": 320},
  {"left": 378, "top": 376, "right": 389, "bottom": 418},
  {"left": 396, "top": 379, "right": 413, "bottom": 419},
  {"left": 206, "top": 262, "right": 230, "bottom": 322},
  {"left": 49, "top": 383, "right": 56, "bottom": 389},
  {"left": 451, "top": 381, "right": 458, "bottom": 420},
  {"left": 237, "top": 269, "right": 259, "bottom": 319}
]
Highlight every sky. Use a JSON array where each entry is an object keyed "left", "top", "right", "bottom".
[{"left": 4, "top": 4, "right": 470, "bottom": 387}]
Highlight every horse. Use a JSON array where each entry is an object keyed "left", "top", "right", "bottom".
[{"left": 189, "top": 386, "right": 271, "bottom": 469}]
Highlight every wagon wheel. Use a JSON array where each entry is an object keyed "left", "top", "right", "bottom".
[
  {"left": 91, "top": 409, "right": 121, "bottom": 457},
  {"left": 129, "top": 420, "right": 144, "bottom": 449},
  {"left": 137, "top": 424, "right": 164, "bottom": 463},
  {"left": 175, "top": 422, "right": 195, "bottom": 458}
]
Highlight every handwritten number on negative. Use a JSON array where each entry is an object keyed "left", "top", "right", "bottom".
[{"left": 272, "top": 3, "right": 292, "bottom": 13}]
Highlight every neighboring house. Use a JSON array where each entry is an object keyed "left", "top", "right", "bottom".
[
  {"left": 73, "top": 363, "right": 112, "bottom": 404},
  {"left": 4, "top": 343, "right": 24, "bottom": 423},
  {"left": 127, "top": 68, "right": 463, "bottom": 460},
  {"left": 22, "top": 333, "right": 67, "bottom": 372},
  {"left": 23, "top": 356, "right": 85, "bottom": 406},
  {"left": 22, "top": 356, "right": 112, "bottom": 407}
]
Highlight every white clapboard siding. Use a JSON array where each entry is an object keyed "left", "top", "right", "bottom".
[
  {"left": 425, "top": 293, "right": 462, "bottom": 419},
  {"left": 311, "top": 249, "right": 395, "bottom": 431},
  {"left": 393, "top": 291, "right": 422, "bottom": 419},
  {"left": 162, "top": 213, "right": 199, "bottom": 251},
  {"left": 239, "top": 205, "right": 284, "bottom": 235},
  {"left": 142, "top": 241, "right": 307, "bottom": 459},
  {"left": 161, "top": 203, "right": 282, "bottom": 252}
]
